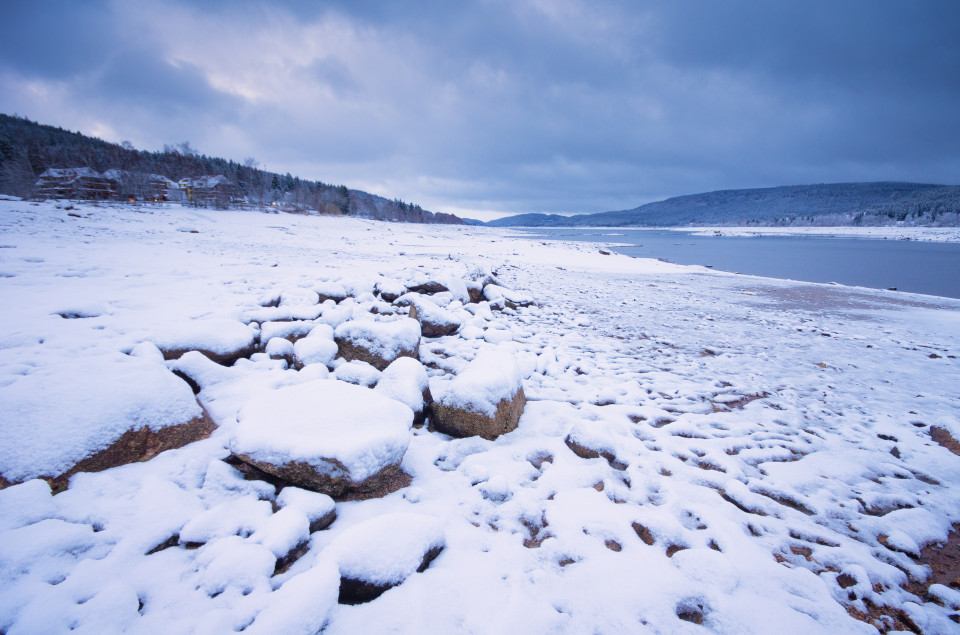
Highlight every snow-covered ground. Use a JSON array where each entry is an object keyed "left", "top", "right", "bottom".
[{"left": 1, "top": 199, "right": 959, "bottom": 633}]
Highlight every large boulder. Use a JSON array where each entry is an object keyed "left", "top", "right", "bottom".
[
  {"left": 229, "top": 380, "right": 413, "bottom": 498},
  {"left": 0, "top": 353, "right": 215, "bottom": 491},
  {"left": 334, "top": 318, "right": 420, "bottom": 371},
  {"left": 431, "top": 350, "right": 526, "bottom": 440},
  {"left": 330, "top": 513, "right": 445, "bottom": 604}
]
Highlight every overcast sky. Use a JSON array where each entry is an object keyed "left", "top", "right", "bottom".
[{"left": 2, "top": 1, "right": 958, "bottom": 220}]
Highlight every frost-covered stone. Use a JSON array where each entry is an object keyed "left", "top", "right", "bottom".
[
  {"left": 315, "top": 280, "right": 348, "bottom": 303},
  {"left": 374, "top": 357, "right": 433, "bottom": 426},
  {"left": 331, "top": 512, "right": 445, "bottom": 604},
  {"left": 276, "top": 487, "right": 336, "bottom": 532},
  {"left": 483, "top": 284, "right": 534, "bottom": 309},
  {"left": 260, "top": 320, "right": 316, "bottom": 343},
  {"left": 375, "top": 279, "right": 407, "bottom": 302},
  {"left": 151, "top": 318, "right": 258, "bottom": 365},
  {"left": 265, "top": 337, "right": 295, "bottom": 365},
  {"left": 0, "top": 354, "right": 215, "bottom": 489},
  {"left": 406, "top": 295, "right": 462, "bottom": 338},
  {"left": 333, "top": 360, "right": 382, "bottom": 387},
  {"left": 431, "top": 350, "right": 526, "bottom": 440},
  {"left": 334, "top": 318, "right": 421, "bottom": 371},
  {"left": 293, "top": 335, "right": 338, "bottom": 369},
  {"left": 229, "top": 380, "right": 413, "bottom": 497},
  {"left": 279, "top": 288, "right": 320, "bottom": 307}
]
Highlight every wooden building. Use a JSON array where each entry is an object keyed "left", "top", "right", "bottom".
[{"left": 35, "top": 168, "right": 119, "bottom": 200}]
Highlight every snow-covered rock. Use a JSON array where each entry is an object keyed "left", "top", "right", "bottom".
[
  {"left": 279, "top": 288, "right": 319, "bottom": 307},
  {"left": 330, "top": 512, "right": 445, "bottom": 604},
  {"left": 314, "top": 280, "right": 348, "bottom": 303},
  {"left": 290, "top": 324, "right": 336, "bottom": 369},
  {"left": 0, "top": 353, "right": 214, "bottom": 488},
  {"left": 276, "top": 486, "right": 336, "bottom": 532},
  {"left": 333, "top": 359, "right": 382, "bottom": 387},
  {"left": 265, "top": 337, "right": 294, "bottom": 365},
  {"left": 374, "top": 279, "right": 407, "bottom": 303},
  {"left": 374, "top": 357, "right": 433, "bottom": 426},
  {"left": 431, "top": 349, "right": 526, "bottom": 440},
  {"left": 149, "top": 318, "right": 258, "bottom": 365},
  {"left": 405, "top": 295, "right": 462, "bottom": 338},
  {"left": 483, "top": 284, "right": 534, "bottom": 309},
  {"left": 334, "top": 317, "right": 421, "bottom": 371},
  {"left": 229, "top": 380, "right": 413, "bottom": 497}
]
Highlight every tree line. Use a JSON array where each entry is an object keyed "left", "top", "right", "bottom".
[{"left": 0, "top": 114, "right": 461, "bottom": 224}]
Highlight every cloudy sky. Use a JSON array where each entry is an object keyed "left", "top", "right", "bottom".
[{"left": 2, "top": 1, "right": 958, "bottom": 220}]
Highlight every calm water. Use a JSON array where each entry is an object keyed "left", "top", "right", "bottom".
[{"left": 525, "top": 228, "right": 960, "bottom": 300}]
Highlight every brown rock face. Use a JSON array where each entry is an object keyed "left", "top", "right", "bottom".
[
  {"left": 40, "top": 406, "right": 217, "bottom": 492},
  {"left": 232, "top": 454, "right": 407, "bottom": 501},
  {"left": 431, "top": 388, "right": 526, "bottom": 440}
]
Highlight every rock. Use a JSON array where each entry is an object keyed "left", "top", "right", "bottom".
[
  {"left": 276, "top": 487, "right": 337, "bottom": 532},
  {"left": 406, "top": 279, "right": 449, "bottom": 295},
  {"left": 229, "top": 380, "right": 413, "bottom": 498},
  {"left": 330, "top": 513, "right": 445, "bottom": 604},
  {"left": 483, "top": 284, "right": 534, "bottom": 310},
  {"left": 374, "top": 279, "right": 407, "bottom": 303},
  {"left": 407, "top": 297, "right": 461, "bottom": 338},
  {"left": 314, "top": 280, "right": 348, "bottom": 304},
  {"left": 431, "top": 350, "right": 525, "bottom": 440},
  {"left": 265, "top": 337, "right": 295, "bottom": 366},
  {"left": 334, "top": 318, "right": 421, "bottom": 371},
  {"left": 259, "top": 320, "right": 316, "bottom": 343},
  {"left": 0, "top": 354, "right": 216, "bottom": 490},
  {"left": 466, "top": 280, "right": 484, "bottom": 303},
  {"left": 333, "top": 360, "right": 382, "bottom": 387},
  {"left": 279, "top": 288, "right": 320, "bottom": 307},
  {"left": 293, "top": 324, "right": 339, "bottom": 369},
  {"left": 152, "top": 318, "right": 258, "bottom": 366},
  {"left": 374, "top": 357, "right": 433, "bottom": 426}
]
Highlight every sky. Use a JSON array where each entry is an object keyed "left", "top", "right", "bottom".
[{"left": 2, "top": 1, "right": 959, "bottom": 221}]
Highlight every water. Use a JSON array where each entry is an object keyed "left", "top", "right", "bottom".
[{"left": 524, "top": 228, "right": 960, "bottom": 300}]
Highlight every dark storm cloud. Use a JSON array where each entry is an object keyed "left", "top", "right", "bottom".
[{"left": 1, "top": 0, "right": 958, "bottom": 219}]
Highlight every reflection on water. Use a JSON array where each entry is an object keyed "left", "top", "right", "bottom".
[{"left": 526, "top": 229, "right": 960, "bottom": 300}]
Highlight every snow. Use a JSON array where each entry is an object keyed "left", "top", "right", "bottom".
[
  {"left": 334, "top": 317, "right": 421, "bottom": 360},
  {"left": 229, "top": 380, "right": 412, "bottom": 482},
  {"left": 0, "top": 353, "right": 201, "bottom": 482},
  {"left": 374, "top": 357, "right": 430, "bottom": 413},
  {"left": 333, "top": 359, "right": 382, "bottom": 387},
  {"left": 1, "top": 198, "right": 959, "bottom": 633},
  {"left": 293, "top": 333, "right": 338, "bottom": 368},
  {"left": 330, "top": 512, "right": 444, "bottom": 585},
  {"left": 434, "top": 349, "right": 523, "bottom": 417}
]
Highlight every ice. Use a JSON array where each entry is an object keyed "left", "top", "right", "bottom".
[
  {"left": 435, "top": 349, "right": 523, "bottom": 417},
  {"left": 229, "top": 380, "right": 413, "bottom": 482},
  {"left": 0, "top": 353, "right": 201, "bottom": 483}
]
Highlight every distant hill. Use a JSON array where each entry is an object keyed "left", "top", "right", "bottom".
[
  {"left": 487, "top": 182, "right": 960, "bottom": 228},
  {"left": 0, "top": 113, "right": 461, "bottom": 224}
]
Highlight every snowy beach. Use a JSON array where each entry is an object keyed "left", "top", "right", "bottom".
[{"left": 1, "top": 200, "right": 959, "bottom": 633}]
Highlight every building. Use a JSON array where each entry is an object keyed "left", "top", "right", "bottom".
[
  {"left": 103, "top": 170, "right": 183, "bottom": 202},
  {"left": 35, "top": 168, "right": 119, "bottom": 200},
  {"left": 178, "top": 175, "right": 238, "bottom": 207}
]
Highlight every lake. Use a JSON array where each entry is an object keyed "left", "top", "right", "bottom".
[{"left": 523, "top": 228, "right": 960, "bottom": 300}]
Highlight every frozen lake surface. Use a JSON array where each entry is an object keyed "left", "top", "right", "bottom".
[{"left": 527, "top": 228, "right": 960, "bottom": 299}]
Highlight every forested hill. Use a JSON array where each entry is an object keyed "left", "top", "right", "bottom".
[
  {"left": 0, "top": 114, "right": 461, "bottom": 224},
  {"left": 487, "top": 182, "right": 960, "bottom": 228}
]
